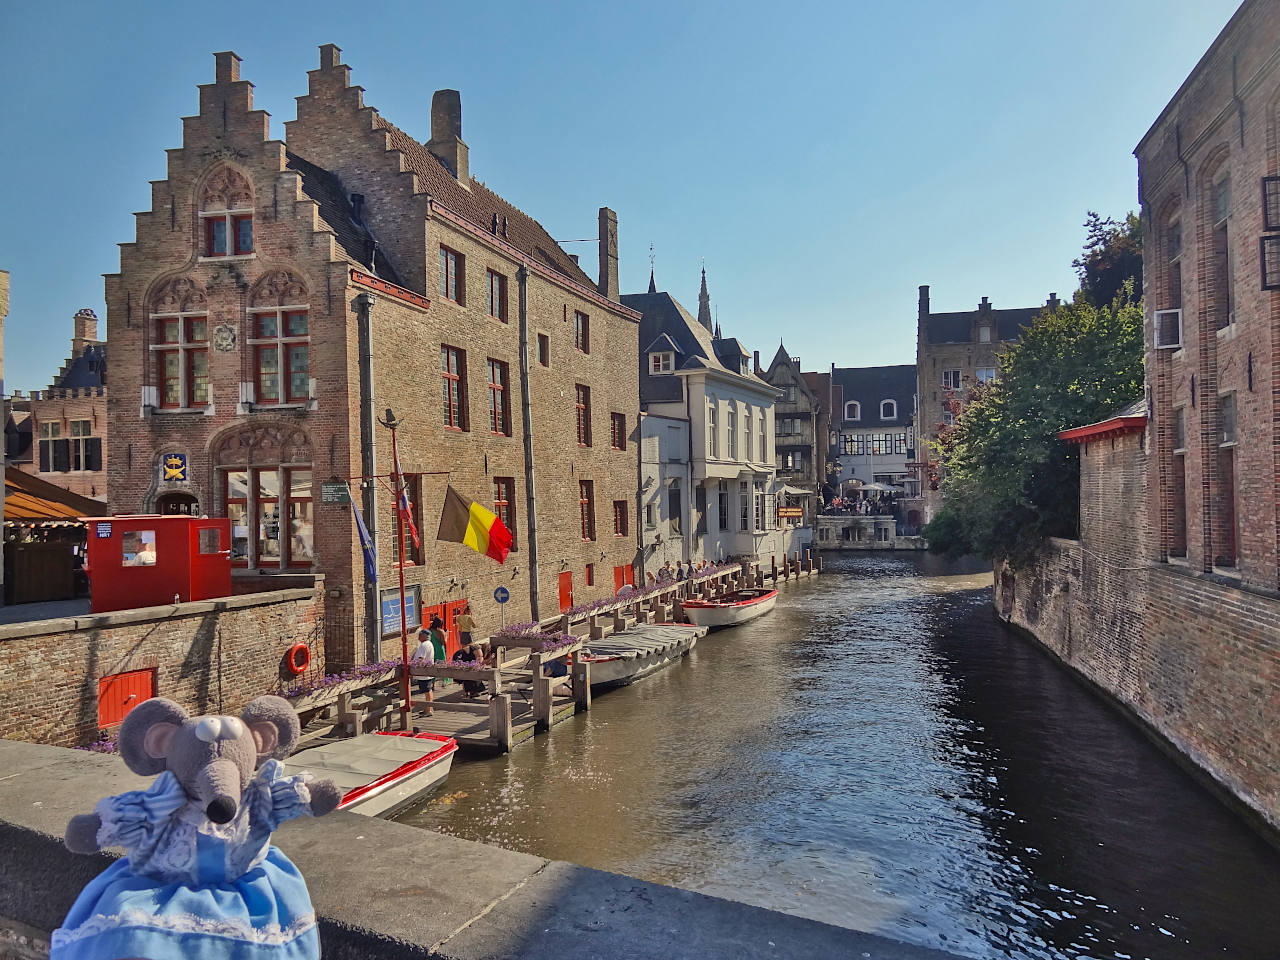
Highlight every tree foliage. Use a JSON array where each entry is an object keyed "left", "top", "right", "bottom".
[
  {"left": 1073, "top": 211, "right": 1143, "bottom": 308},
  {"left": 922, "top": 292, "right": 1144, "bottom": 566}
]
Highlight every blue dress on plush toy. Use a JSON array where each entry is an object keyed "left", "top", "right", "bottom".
[{"left": 51, "top": 759, "right": 320, "bottom": 960}]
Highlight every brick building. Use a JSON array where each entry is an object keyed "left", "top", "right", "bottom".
[
  {"left": 1139, "top": 0, "right": 1280, "bottom": 589},
  {"left": 106, "top": 47, "right": 640, "bottom": 667},
  {"left": 5, "top": 308, "right": 107, "bottom": 499},
  {"left": 913, "top": 286, "right": 1058, "bottom": 521},
  {"left": 1001, "top": 0, "right": 1280, "bottom": 835}
]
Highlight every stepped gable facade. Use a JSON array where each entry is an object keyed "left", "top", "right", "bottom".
[
  {"left": 7, "top": 307, "right": 107, "bottom": 499},
  {"left": 107, "top": 47, "right": 640, "bottom": 667}
]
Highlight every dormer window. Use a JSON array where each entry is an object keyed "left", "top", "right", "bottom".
[
  {"left": 741, "top": 358, "right": 749, "bottom": 375},
  {"left": 880, "top": 399, "right": 897, "bottom": 420},
  {"left": 650, "top": 352, "right": 674, "bottom": 375},
  {"left": 844, "top": 401, "right": 860, "bottom": 421}
]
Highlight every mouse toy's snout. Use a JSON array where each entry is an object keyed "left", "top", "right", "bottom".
[{"left": 206, "top": 795, "right": 238, "bottom": 824}]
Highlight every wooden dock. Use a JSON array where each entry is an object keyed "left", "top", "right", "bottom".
[{"left": 292, "top": 557, "right": 818, "bottom": 754}]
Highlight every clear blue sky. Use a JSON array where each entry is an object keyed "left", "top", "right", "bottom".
[{"left": 0, "top": 0, "right": 1241, "bottom": 391}]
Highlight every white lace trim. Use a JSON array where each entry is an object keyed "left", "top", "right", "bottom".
[{"left": 51, "top": 908, "right": 316, "bottom": 948}]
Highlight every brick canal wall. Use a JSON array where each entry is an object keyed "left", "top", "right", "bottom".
[
  {"left": 0, "top": 585, "right": 323, "bottom": 747},
  {"left": 999, "top": 540, "right": 1280, "bottom": 834}
]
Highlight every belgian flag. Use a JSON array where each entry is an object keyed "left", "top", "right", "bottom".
[{"left": 437, "top": 485, "right": 513, "bottom": 564}]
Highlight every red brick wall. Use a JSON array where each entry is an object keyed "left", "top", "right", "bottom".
[
  {"left": 1138, "top": 0, "right": 1280, "bottom": 589},
  {"left": 999, "top": 429, "right": 1280, "bottom": 832},
  {"left": 22, "top": 389, "right": 107, "bottom": 499},
  {"left": 0, "top": 587, "right": 322, "bottom": 747}
]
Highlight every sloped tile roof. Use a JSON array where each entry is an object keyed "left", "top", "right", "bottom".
[
  {"left": 370, "top": 116, "right": 593, "bottom": 287},
  {"left": 831, "top": 364, "right": 917, "bottom": 428},
  {"left": 285, "top": 152, "right": 400, "bottom": 283},
  {"left": 924, "top": 306, "right": 1040, "bottom": 344}
]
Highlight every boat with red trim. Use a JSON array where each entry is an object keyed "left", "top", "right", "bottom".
[
  {"left": 287, "top": 730, "right": 457, "bottom": 818},
  {"left": 680, "top": 587, "right": 778, "bottom": 628}
]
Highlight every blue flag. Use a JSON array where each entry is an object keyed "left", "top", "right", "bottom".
[{"left": 348, "top": 484, "right": 376, "bottom": 583}]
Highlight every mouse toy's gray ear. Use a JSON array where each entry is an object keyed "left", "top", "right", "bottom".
[
  {"left": 240, "top": 695, "right": 301, "bottom": 761},
  {"left": 118, "top": 698, "right": 188, "bottom": 775}
]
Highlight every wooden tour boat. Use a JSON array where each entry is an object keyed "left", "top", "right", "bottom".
[
  {"left": 580, "top": 623, "right": 703, "bottom": 690},
  {"left": 680, "top": 587, "right": 778, "bottom": 629},
  {"left": 287, "top": 730, "right": 457, "bottom": 818}
]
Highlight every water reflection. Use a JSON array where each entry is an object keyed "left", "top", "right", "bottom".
[{"left": 396, "top": 552, "right": 1280, "bottom": 959}]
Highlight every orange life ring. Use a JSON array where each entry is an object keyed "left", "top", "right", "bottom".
[{"left": 285, "top": 642, "right": 311, "bottom": 676}]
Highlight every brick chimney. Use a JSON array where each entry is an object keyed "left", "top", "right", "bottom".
[
  {"left": 918, "top": 284, "right": 930, "bottom": 320},
  {"left": 597, "top": 207, "right": 619, "bottom": 300},
  {"left": 427, "top": 90, "right": 469, "bottom": 187},
  {"left": 978, "top": 296, "right": 992, "bottom": 314},
  {"left": 213, "top": 51, "right": 241, "bottom": 84},
  {"left": 1047, "top": 291, "right": 1060, "bottom": 310},
  {"left": 72, "top": 308, "right": 99, "bottom": 355}
]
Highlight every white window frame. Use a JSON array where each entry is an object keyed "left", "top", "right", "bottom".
[
  {"left": 942, "top": 369, "right": 962, "bottom": 390},
  {"left": 247, "top": 304, "right": 312, "bottom": 407},
  {"left": 650, "top": 351, "right": 674, "bottom": 375},
  {"left": 198, "top": 207, "right": 255, "bottom": 261},
  {"left": 976, "top": 368, "right": 997, "bottom": 383},
  {"left": 150, "top": 309, "right": 211, "bottom": 411},
  {"left": 844, "top": 400, "right": 860, "bottom": 421},
  {"left": 707, "top": 401, "right": 719, "bottom": 459},
  {"left": 880, "top": 399, "right": 897, "bottom": 420}
]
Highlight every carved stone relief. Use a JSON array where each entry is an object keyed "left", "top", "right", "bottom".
[
  {"left": 250, "top": 269, "right": 309, "bottom": 308},
  {"left": 151, "top": 276, "right": 208, "bottom": 314},
  {"left": 201, "top": 165, "right": 254, "bottom": 211},
  {"left": 212, "top": 423, "right": 313, "bottom": 467}
]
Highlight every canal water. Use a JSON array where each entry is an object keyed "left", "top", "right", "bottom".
[{"left": 396, "top": 553, "right": 1280, "bottom": 959}]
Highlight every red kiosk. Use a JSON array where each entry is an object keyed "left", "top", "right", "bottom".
[{"left": 84, "top": 515, "right": 232, "bottom": 613}]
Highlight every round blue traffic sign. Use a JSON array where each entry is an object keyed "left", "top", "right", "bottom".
[{"left": 493, "top": 586, "right": 510, "bottom": 604}]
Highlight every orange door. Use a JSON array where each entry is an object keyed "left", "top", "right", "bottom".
[
  {"left": 613, "top": 565, "right": 625, "bottom": 592},
  {"left": 558, "top": 571, "right": 574, "bottom": 612},
  {"left": 98, "top": 669, "right": 155, "bottom": 727}
]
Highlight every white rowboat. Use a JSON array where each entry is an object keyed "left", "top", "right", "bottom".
[
  {"left": 680, "top": 588, "right": 778, "bottom": 628},
  {"left": 580, "top": 623, "right": 703, "bottom": 690},
  {"left": 288, "top": 730, "right": 457, "bottom": 818}
]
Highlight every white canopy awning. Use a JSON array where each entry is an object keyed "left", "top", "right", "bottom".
[{"left": 782, "top": 485, "right": 812, "bottom": 496}]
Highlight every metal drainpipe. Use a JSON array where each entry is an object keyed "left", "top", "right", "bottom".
[
  {"left": 357, "top": 292, "right": 380, "bottom": 663},
  {"left": 516, "top": 266, "right": 541, "bottom": 621}
]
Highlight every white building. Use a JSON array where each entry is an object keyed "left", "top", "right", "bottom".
[
  {"left": 830, "top": 364, "right": 918, "bottom": 492},
  {"left": 623, "top": 270, "right": 804, "bottom": 572}
]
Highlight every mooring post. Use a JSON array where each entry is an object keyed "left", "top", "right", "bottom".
[
  {"left": 771, "top": 555, "right": 778, "bottom": 585},
  {"left": 572, "top": 658, "right": 591, "bottom": 711},
  {"left": 489, "top": 693, "right": 513, "bottom": 750}
]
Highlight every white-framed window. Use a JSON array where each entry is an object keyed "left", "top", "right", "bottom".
[
  {"left": 744, "top": 409, "right": 753, "bottom": 461},
  {"left": 738, "top": 481, "right": 749, "bottom": 532},
  {"left": 248, "top": 306, "right": 310, "bottom": 405},
  {"left": 976, "top": 368, "right": 996, "bottom": 383},
  {"left": 201, "top": 209, "right": 253, "bottom": 258},
  {"left": 880, "top": 399, "right": 897, "bottom": 420},
  {"left": 844, "top": 401, "right": 860, "bottom": 421},
  {"left": 942, "top": 369, "right": 962, "bottom": 390},
  {"left": 978, "top": 326, "right": 992, "bottom": 343},
  {"left": 707, "top": 401, "right": 719, "bottom": 458},
  {"left": 151, "top": 311, "right": 209, "bottom": 409},
  {"left": 650, "top": 352, "right": 674, "bottom": 375},
  {"left": 727, "top": 408, "right": 738, "bottom": 459}
]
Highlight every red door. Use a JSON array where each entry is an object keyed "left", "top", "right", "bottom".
[
  {"left": 98, "top": 669, "right": 155, "bottom": 727},
  {"left": 558, "top": 571, "right": 574, "bottom": 612},
  {"left": 423, "top": 602, "right": 462, "bottom": 660},
  {"left": 624, "top": 564, "right": 635, "bottom": 586},
  {"left": 613, "top": 565, "right": 625, "bottom": 592}
]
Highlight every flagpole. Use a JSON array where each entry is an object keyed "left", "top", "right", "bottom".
[{"left": 381, "top": 408, "right": 413, "bottom": 730}]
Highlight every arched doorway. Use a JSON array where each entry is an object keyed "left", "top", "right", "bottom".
[{"left": 157, "top": 492, "right": 200, "bottom": 515}]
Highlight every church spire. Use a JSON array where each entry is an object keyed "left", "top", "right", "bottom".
[
  {"left": 697, "top": 264, "right": 712, "bottom": 332},
  {"left": 648, "top": 243, "right": 656, "bottom": 293}
]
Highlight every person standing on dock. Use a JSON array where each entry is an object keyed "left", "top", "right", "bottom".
[
  {"left": 412, "top": 617, "right": 448, "bottom": 717},
  {"left": 456, "top": 602, "right": 488, "bottom": 660}
]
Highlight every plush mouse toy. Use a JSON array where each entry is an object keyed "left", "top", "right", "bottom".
[{"left": 51, "top": 695, "right": 343, "bottom": 960}]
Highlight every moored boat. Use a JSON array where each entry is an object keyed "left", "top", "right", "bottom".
[
  {"left": 680, "top": 587, "right": 778, "bottom": 628},
  {"left": 580, "top": 623, "right": 703, "bottom": 690},
  {"left": 288, "top": 730, "right": 457, "bottom": 818}
]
